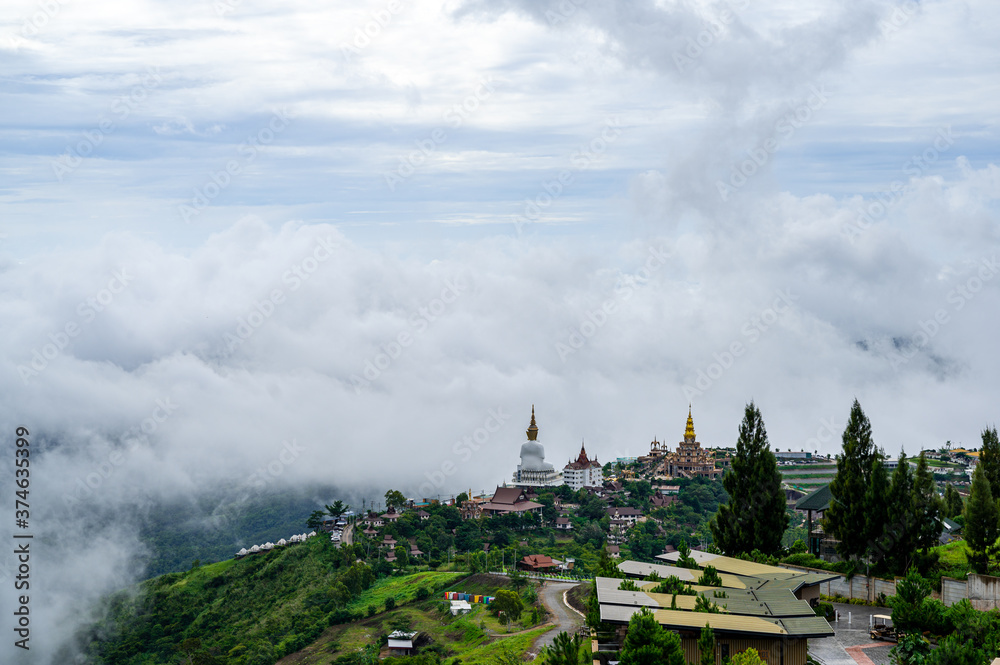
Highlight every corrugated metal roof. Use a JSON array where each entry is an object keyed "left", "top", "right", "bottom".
[
  {"left": 600, "top": 605, "right": 786, "bottom": 635},
  {"left": 599, "top": 604, "right": 834, "bottom": 637},
  {"left": 619, "top": 560, "right": 747, "bottom": 589},
  {"left": 759, "top": 572, "right": 840, "bottom": 593},
  {"left": 657, "top": 550, "right": 793, "bottom": 578},
  {"left": 776, "top": 616, "right": 836, "bottom": 637},
  {"left": 598, "top": 577, "right": 818, "bottom": 617}
]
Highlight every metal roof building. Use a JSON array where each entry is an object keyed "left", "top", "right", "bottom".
[{"left": 597, "top": 554, "right": 836, "bottom": 665}]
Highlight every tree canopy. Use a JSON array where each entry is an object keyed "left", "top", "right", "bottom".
[
  {"left": 710, "top": 401, "right": 787, "bottom": 556},
  {"left": 619, "top": 607, "right": 685, "bottom": 665},
  {"left": 825, "top": 399, "right": 878, "bottom": 561}
]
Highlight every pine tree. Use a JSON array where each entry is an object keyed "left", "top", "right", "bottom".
[
  {"left": 880, "top": 452, "right": 915, "bottom": 573},
  {"left": 943, "top": 484, "right": 964, "bottom": 519},
  {"left": 710, "top": 401, "right": 788, "bottom": 556},
  {"left": 698, "top": 624, "right": 716, "bottom": 665},
  {"left": 864, "top": 454, "right": 890, "bottom": 563},
  {"left": 910, "top": 453, "right": 943, "bottom": 552},
  {"left": 619, "top": 607, "right": 685, "bottom": 665},
  {"left": 825, "top": 399, "right": 877, "bottom": 561},
  {"left": 964, "top": 463, "right": 999, "bottom": 573},
  {"left": 980, "top": 427, "right": 1000, "bottom": 500}
]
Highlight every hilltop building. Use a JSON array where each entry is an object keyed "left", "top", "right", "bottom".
[
  {"left": 512, "top": 406, "right": 563, "bottom": 488},
  {"left": 563, "top": 441, "right": 603, "bottom": 490},
  {"left": 654, "top": 407, "right": 722, "bottom": 479}
]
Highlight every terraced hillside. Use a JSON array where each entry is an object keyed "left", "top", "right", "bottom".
[{"left": 780, "top": 464, "right": 836, "bottom": 489}]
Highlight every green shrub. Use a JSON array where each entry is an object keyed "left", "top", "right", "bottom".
[{"left": 814, "top": 602, "right": 835, "bottom": 621}]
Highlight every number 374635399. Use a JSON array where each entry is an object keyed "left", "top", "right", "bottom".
[{"left": 15, "top": 427, "right": 30, "bottom": 526}]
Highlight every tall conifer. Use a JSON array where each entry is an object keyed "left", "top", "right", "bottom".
[
  {"left": 825, "top": 399, "right": 876, "bottom": 561},
  {"left": 710, "top": 401, "right": 787, "bottom": 556}
]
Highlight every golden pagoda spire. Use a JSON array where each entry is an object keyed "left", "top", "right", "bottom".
[
  {"left": 684, "top": 404, "right": 695, "bottom": 440},
  {"left": 526, "top": 405, "right": 538, "bottom": 441}
]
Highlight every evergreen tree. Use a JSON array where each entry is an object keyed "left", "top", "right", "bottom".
[
  {"left": 964, "top": 463, "right": 999, "bottom": 573},
  {"left": 980, "top": 427, "right": 1000, "bottom": 500},
  {"left": 710, "top": 401, "right": 787, "bottom": 556},
  {"left": 825, "top": 399, "right": 877, "bottom": 561},
  {"left": 541, "top": 632, "right": 585, "bottom": 665},
  {"left": 880, "top": 451, "right": 914, "bottom": 573},
  {"left": 619, "top": 607, "right": 685, "bottom": 665},
  {"left": 697, "top": 565, "right": 722, "bottom": 587},
  {"left": 943, "top": 484, "right": 964, "bottom": 519},
  {"left": 864, "top": 454, "right": 890, "bottom": 563},
  {"left": 910, "top": 453, "right": 944, "bottom": 553},
  {"left": 698, "top": 624, "right": 716, "bottom": 665}
]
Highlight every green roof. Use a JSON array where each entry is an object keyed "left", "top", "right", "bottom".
[
  {"left": 795, "top": 483, "right": 833, "bottom": 511},
  {"left": 599, "top": 605, "right": 834, "bottom": 638}
]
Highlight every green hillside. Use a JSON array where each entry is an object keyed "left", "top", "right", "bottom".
[
  {"left": 71, "top": 535, "right": 468, "bottom": 665},
  {"left": 69, "top": 533, "right": 558, "bottom": 665}
]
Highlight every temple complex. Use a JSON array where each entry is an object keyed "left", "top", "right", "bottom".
[{"left": 651, "top": 407, "right": 723, "bottom": 479}]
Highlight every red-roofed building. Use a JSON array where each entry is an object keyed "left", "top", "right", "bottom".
[{"left": 518, "top": 554, "right": 559, "bottom": 571}]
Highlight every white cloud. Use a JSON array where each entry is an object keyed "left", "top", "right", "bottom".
[{"left": 1, "top": 0, "right": 999, "bottom": 660}]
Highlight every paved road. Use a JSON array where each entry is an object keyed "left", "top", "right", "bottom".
[
  {"left": 530, "top": 581, "right": 583, "bottom": 656},
  {"left": 809, "top": 603, "right": 895, "bottom": 665}
]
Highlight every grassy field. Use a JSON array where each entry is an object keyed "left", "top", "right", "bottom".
[
  {"left": 935, "top": 540, "right": 972, "bottom": 568},
  {"left": 278, "top": 578, "right": 551, "bottom": 665},
  {"left": 344, "top": 570, "right": 466, "bottom": 614}
]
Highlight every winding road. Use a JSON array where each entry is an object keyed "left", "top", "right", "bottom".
[{"left": 531, "top": 581, "right": 584, "bottom": 655}]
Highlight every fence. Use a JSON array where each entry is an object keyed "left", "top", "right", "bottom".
[{"left": 782, "top": 564, "right": 1000, "bottom": 609}]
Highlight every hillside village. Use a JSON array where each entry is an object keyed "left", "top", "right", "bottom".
[{"left": 86, "top": 401, "right": 1000, "bottom": 665}]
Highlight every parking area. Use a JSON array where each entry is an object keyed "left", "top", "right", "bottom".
[{"left": 808, "top": 603, "right": 896, "bottom": 665}]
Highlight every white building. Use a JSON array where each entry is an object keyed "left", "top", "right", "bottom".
[
  {"left": 512, "top": 406, "right": 563, "bottom": 488},
  {"left": 563, "top": 442, "right": 603, "bottom": 490}
]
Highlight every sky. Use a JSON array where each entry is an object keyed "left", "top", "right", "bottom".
[{"left": 1, "top": 0, "right": 999, "bottom": 661}]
